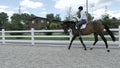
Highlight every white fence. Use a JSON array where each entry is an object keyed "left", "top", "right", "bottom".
[{"left": 0, "top": 26, "right": 120, "bottom": 46}]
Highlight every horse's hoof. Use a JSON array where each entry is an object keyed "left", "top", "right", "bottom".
[
  {"left": 84, "top": 48, "right": 87, "bottom": 51},
  {"left": 107, "top": 50, "right": 110, "bottom": 52},
  {"left": 68, "top": 48, "right": 70, "bottom": 50},
  {"left": 90, "top": 48, "right": 93, "bottom": 50}
]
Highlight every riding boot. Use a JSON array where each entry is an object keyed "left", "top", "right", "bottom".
[{"left": 77, "top": 27, "right": 81, "bottom": 36}]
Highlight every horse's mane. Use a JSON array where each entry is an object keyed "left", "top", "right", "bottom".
[
  {"left": 63, "top": 21, "right": 96, "bottom": 26},
  {"left": 63, "top": 21, "right": 76, "bottom": 24}
]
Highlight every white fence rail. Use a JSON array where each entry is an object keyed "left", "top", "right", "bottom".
[{"left": 0, "top": 27, "right": 119, "bottom": 46}]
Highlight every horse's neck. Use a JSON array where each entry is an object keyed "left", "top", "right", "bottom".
[
  {"left": 69, "top": 27, "right": 78, "bottom": 35},
  {"left": 68, "top": 23, "right": 78, "bottom": 35}
]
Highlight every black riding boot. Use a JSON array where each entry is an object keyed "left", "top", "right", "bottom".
[{"left": 77, "top": 27, "right": 81, "bottom": 36}]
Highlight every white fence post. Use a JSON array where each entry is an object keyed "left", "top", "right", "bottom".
[
  {"left": 31, "top": 28, "right": 35, "bottom": 45},
  {"left": 69, "top": 29, "right": 73, "bottom": 42},
  {"left": 118, "top": 26, "right": 120, "bottom": 47},
  {"left": 2, "top": 29, "right": 5, "bottom": 44}
]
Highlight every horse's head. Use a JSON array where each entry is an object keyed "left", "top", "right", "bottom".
[{"left": 61, "top": 21, "right": 76, "bottom": 34}]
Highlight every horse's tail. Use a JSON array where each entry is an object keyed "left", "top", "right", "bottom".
[{"left": 103, "top": 24, "right": 116, "bottom": 41}]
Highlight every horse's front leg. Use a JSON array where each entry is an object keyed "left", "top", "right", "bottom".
[
  {"left": 90, "top": 33, "right": 98, "bottom": 50},
  {"left": 79, "top": 36, "right": 87, "bottom": 50},
  {"left": 68, "top": 36, "right": 76, "bottom": 50}
]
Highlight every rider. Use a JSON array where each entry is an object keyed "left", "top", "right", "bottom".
[{"left": 76, "top": 6, "right": 87, "bottom": 35}]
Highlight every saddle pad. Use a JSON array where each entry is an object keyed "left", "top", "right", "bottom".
[{"left": 80, "top": 24, "right": 87, "bottom": 29}]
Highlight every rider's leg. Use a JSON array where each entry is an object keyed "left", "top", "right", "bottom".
[
  {"left": 76, "top": 21, "right": 82, "bottom": 35},
  {"left": 76, "top": 20, "right": 85, "bottom": 35}
]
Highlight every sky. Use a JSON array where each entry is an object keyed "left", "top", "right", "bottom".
[{"left": 0, "top": 0, "right": 120, "bottom": 20}]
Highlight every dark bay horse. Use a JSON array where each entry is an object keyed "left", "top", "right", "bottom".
[{"left": 61, "top": 21, "right": 115, "bottom": 52}]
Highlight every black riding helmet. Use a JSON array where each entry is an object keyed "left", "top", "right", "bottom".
[{"left": 78, "top": 6, "right": 83, "bottom": 10}]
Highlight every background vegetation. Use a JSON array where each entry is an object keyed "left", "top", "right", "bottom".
[{"left": 0, "top": 9, "right": 120, "bottom": 31}]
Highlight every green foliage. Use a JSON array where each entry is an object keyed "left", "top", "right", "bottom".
[
  {"left": 1, "top": 9, "right": 119, "bottom": 30},
  {"left": 97, "top": 14, "right": 120, "bottom": 28},
  {"left": 46, "top": 13, "right": 54, "bottom": 21},
  {"left": 20, "top": 13, "right": 36, "bottom": 29},
  {"left": 87, "top": 13, "right": 94, "bottom": 21},
  {"left": 0, "top": 12, "right": 9, "bottom": 28},
  {"left": 54, "top": 14, "right": 61, "bottom": 21},
  {"left": 10, "top": 13, "right": 35, "bottom": 30},
  {"left": 49, "top": 23, "right": 58, "bottom": 29},
  {"left": 10, "top": 13, "right": 24, "bottom": 30},
  {"left": 8, "top": 13, "right": 35, "bottom": 35},
  {"left": 44, "top": 23, "right": 58, "bottom": 35},
  {"left": 101, "top": 15, "right": 111, "bottom": 26},
  {"left": 46, "top": 13, "right": 55, "bottom": 29},
  {"left": 46, "top": 13, "right": 61, "bottom": 30},
  {"left": 100, "top": 14, "right": 117, "bottom": 28}
]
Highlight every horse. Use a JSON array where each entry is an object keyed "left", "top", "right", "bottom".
[{"left": 61, "top": 21, "right": 116, "bottom": 52}]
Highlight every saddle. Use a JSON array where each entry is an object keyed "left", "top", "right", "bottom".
[{"left": 80, "top": 23, "right": 87, "bottom": 29}]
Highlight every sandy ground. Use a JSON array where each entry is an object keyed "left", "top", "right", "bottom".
[{"left": 0, "top": 44, "right": 119, "bottom": 68}]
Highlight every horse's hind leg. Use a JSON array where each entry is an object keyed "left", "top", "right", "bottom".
[
  {"left": 68, "top": 36, "right": 76, "bottom": 50},
  {"left": 99, "top": 34, "right": 110, "bottom": 52},
  {"left": 79, "top": 36, "right": 87, "bottom": 50},
  {"left": 90, "top": 33, "right": 98, "bottom": 50}
]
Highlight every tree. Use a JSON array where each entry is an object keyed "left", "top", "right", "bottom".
[
  {"left": 45, "top": 13, "right": 62, "bottom": 35},
  {"left": 88, "top": 13, "right": 94, "bottom": 21},
  {"left": 46, "top": 13, "right": 61, "bottom": 29},
  {"left": 99, "top": 14, "right": 120, "bottom": 28},
  {"left": 54, "top": 14, "right": 61, "bottom": 21},
  {"left": 9, "top": 13, "right": 35, "bottom": 35},
  {"left": 101, "top": 15, "right": 111, "bottom": 27},
  {"left": 0, "top": 12, "right": 9, "bottom": 28},
  {"left": 46, "top": 13, "right": 54, "bottom": 29},
  {"left": 46, "top": 14, "right": 54, "bottom": 21},
  {"left": 20, "top": 13, "right": 35, "bottom": 29},
  {"left": 111, "top": 17, "right": 120, "bottom": 28},
  {"left": 10, "top": 13, "right": 24, "bottom": 30},
  {"left": 49, "top": 23, "right": 58, "bottom": 29},
  {"left": 10, "top": 13, "right": 35, "bottom": 30}
]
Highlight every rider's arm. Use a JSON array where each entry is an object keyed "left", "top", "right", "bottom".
[{"left": 75, "top": 11, "right": 80, "bottom": 21}]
